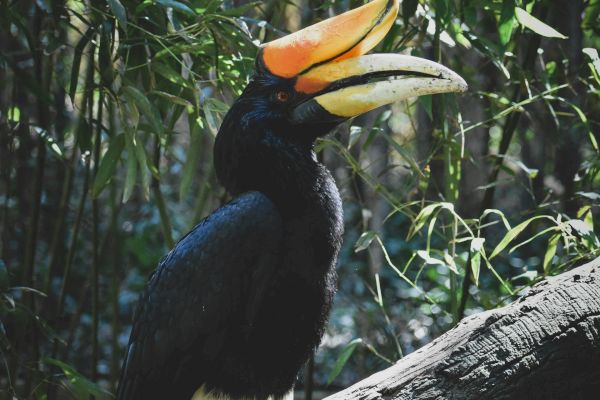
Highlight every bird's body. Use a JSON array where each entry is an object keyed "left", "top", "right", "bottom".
[
  {"left": 118, "top": 131, "right": 343, "bottom": 399},
  {"left": 117, "top": 1, "right": 466, "bottom": 398},
  {"left": 118, "top": 176, "right": 342, "bottom": 399}
]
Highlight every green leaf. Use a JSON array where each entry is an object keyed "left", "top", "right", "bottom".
[
  {"left": 123, "top": 86, "right": 164, "bottom": 136},
  {"left": 480, "top": 209, "right": 511, "bottom": 231},
  {"left": 498, "top": 0, "right": 516, "bottom": 46},
  {"left": 150, "top": 91, "right": 193, "bottom": 108},
  {"left": 408, "top": 203, "right": 442, "bottom": 240},
  {"left": 514, "top": 160, "right": 538, "bottom": 179},
  {"left": 327, "top": 339, "right": 362, "bottom": 385},
  {"left": 133, "top": 138, "right": 151, "bottom": 200},
  {"left": 489, "top": 215, "right": 554, "bottom": 259},
  {"left": 381, "top": 131, "right": 425, "bottom": 179},
  {"left": 43, "top": 358, "right": 112, "bottom": 398},
  {"left": 348, "top": 126, "right": 362, "bottom": 149},
  {"left": 151, "top": 62, "right": 192, "bottom": 89},
  {"left": 515, "top": 7, "right": 567, "bottom": 39},
  {"left": 583, "top": 48, "right": 600, "bottom": 77},
  {"left": 220, "top": 2, "right": 261, "bottom": 16},
  {"left": 156, "top": 0, "right": 195, "bottom": 15},
  {"left": 470, "top": 238, "right": 485, "bottom": 286},
  {"left": 543, "top": 234, "right": 560, "bottom": 275},
  {"left": 92, "top": 134, "right": 125, "bottom": 198},
  {"left": 417, "top": 250, "right": 446, "bottom": 266},
  {"left": 355, "top": 231, "right": 376, "bottom": 253},
  {"left": 123, "top": 130, "right": 138, "bottom": 203},
  {"left": 179, "top": 122, "right": 202, "bottom": 199},
  {"left": 107, "top": 0, "right": 127, "bottom": 29},
  {"left": 577, "top": 191, "right": 600, "bottom": 201},
  {"left": 69, "top": 28, "right": 94, "bottom": 103}
]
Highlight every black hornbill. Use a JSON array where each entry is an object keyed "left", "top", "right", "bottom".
[{"left": 117, "top": 1, "right": 466, "bottom": 399}]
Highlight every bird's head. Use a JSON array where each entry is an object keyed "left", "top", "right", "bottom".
[{"left": 215, "top": 0, "right": 467, "bottom": 195}]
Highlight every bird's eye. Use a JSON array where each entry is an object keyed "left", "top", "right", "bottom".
[{"left": 276, "top": 91, "right": 290, "bottom": 103}]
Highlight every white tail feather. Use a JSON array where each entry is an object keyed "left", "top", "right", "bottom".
[{"left": 191, "top": 386, "right": 294, "bottom": 400}]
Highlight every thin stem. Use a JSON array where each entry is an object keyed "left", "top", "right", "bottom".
[
  {"left": 91, "top": 78, "right": 104, "bottom": 386},
  {"left": 153, "top": 140, "right": 175, "bottom": 248}
]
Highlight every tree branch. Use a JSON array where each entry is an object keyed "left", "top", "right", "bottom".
[{"left": 326, "top": 257, "right": 600, "bottom": 400}]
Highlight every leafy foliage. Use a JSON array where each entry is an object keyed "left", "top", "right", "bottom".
[{"left": 0, "top": 0, "right": 599, "bottom": 398}]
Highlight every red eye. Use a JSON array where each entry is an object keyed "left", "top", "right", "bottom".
[{"left": 276, "top": 91, "right": 290, "bottom": 102}]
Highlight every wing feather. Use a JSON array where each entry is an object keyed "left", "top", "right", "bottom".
[{"left": 117, "top": 191, "right": 283, "bottom": 399}]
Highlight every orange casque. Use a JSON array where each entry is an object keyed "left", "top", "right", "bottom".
[{"left": 259, "top": 0, "right": 399, "bottom": 94}]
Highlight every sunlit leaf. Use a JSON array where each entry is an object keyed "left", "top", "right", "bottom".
[
  {"left": 583, "top": 48, "right": 600, "bottom": 78},
  {"left": 408, "top": 203, "right": 442, "bottom": 240},
  {"left": 417, "top": 250, "right": 445, "bottom": 266},
  {"left": 498, "top": 0, "right": 516, "bottom": 46},
  {"left": 470, "top": 238, "right": 485, "bottom": 286},
  {"left": 515, "top": 7, "right": 567, "bottom": 39},
  {"left": 355, "top": 231, "right": 376, "bottom": 253},
  {"left": 348, "top": 126, "right": 362, "bottom": 149},
  {"left": 489, "top": 215, "right": 555, "bottom": 259},
  {"left": 543, "top": 234, "right": 560, "bottom": 275},
  {"left": 481, "top": 209, "right": 511, "bottom": 231}
]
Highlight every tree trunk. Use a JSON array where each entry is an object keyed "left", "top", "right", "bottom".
[{"left": 326, "top": 257, "right": 600, "bottom": 400}]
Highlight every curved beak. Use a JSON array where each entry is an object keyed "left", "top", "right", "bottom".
[{"left": 258, "top": 0, "right": 467, "bottom": 125}]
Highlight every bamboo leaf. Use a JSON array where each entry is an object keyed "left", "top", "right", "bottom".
[
  {"left": 123, "top": 86, "right": 164, "bottom": 136},
  {"left": 69, "top": 28, "right": 94, "bottom": 103},
  {"left": 107, "top": 0, "right": 127, "bottom": 29},
  {"left": 151, "top": 91, "right": 193, "bottom": 108},
  {"left": 179, "top": 122, "right": 203, "bottom": 199},
  {"left": 417, "top": 250, "right": 445, "bottom": 266},
  {"left": 583, "top": 48, "right": 600, "bottom": 77},
  {"left": 481, "top": 209, "right": 511, "bottom": 231},
  {"left": 348, "top": 126, "right": 362, "bottom": 149},
  {"left": 123, "top": 130, "right": 138, "bottom": 203},
  {"left": 156, "top": 0, "right": 195, "bottom": 16},
  {"left": 408, "top": 203, "right": 442, "bottom": 240},
  {"left": 470, "top": 238, "right": 485, "bottom": 286},
  {"left": 515, "top": 7, "right": 567, "bottom": 39},
  {"left": 490, "top": 215, "right": 555, "bottom": 259},
  {"left": 355, "top": 231, "right": 377, "bottom": 253},
  {"left": 220, "top": 2, "right": 261, "bottom": 16},
  {"left": 92, "top": 134, "right": 125, "bottom": 198},
  {"left": 43, "top": 358, "right": 112, "bottom": 398},
  {"left": 381, "top": 130, "right": 425, "bottom": 179},
  {"left": 133, "top": 138, "right": 151, "bottom": 200},
  {"left": 498, "top": 0, "right": 516, "bottom": 46},
  {"left": 543, "top": 234, "right": 560, "bottom": 274},
  {"left": 327, "top": 339, "right": 362, "bottom": 385}
]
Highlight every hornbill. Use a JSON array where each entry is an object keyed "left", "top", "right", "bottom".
[{"left": 117, "top": 0, "right": 466, "bottom": 399}]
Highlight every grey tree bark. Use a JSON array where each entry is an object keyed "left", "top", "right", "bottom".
[{"left": 326, "top": 257, "right": 600, "bottom": 400}]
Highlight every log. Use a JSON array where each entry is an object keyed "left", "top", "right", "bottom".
[{"left": 326, "top": 257, "right": 600, "bottom": 400}]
